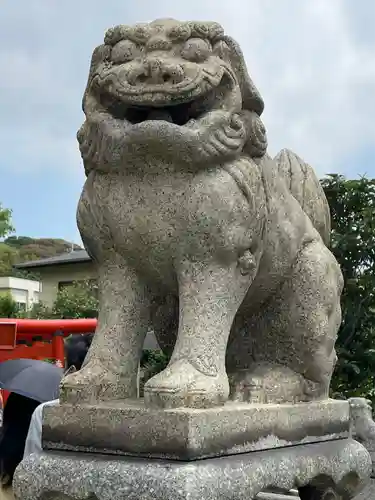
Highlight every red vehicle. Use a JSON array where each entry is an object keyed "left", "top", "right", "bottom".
[{"left": 0, "top": 318, "right": 97, "bottom": 405}]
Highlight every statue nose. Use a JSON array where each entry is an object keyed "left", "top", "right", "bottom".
[{"left": 128, "top": 59, "right": 185, "bottom": 86}]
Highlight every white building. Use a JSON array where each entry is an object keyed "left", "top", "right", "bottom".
[{"left": 0, "top": 276, "right": 41, "bottom": 311}]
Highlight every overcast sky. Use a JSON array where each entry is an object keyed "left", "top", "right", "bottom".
[{"left": 1, "top": 0, "right": 375, "bottom": 243}]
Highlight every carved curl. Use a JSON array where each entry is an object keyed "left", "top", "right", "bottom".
[{"left": 212, "top": 35, "right": 267, "bottom": 156}]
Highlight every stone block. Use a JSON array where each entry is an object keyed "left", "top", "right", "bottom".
[
  {"left": 43, "top": 398, "right": 349, "bottom": 460},
  {"left": 13, "top": 439, "right": 371, "bottom": 500}
]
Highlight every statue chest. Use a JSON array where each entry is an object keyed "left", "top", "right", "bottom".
[{"left": 96, "top": 166, "right": 265, "bottom": 263}]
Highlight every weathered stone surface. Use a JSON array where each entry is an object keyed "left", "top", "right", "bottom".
[
  {"left": 58, "top": 18, "right": 343, "bottom": 411},
  {"left": 13, "top": 439, "right": 371, "bottom": 500},
  {"left": 349, "top": 398, "right": 375, "bottom": 476},
  {"left": 43, "top": 399, "right": 349, "bottom": 460},
  {"left": 354, "top": 479, "right": 375, "bottom": 499}
]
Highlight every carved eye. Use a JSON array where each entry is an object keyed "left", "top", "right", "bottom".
[
  {"left": 111, "top": 40, "right": 140, "bottom": 64},
  {"left": 181, "top": 38, "right": 211, "bottom": 63}
]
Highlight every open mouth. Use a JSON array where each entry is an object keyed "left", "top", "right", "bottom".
[{"left": 98, "top": 75, "right": 230, "bottom": 126}]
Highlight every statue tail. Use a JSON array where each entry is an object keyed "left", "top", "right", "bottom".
[{"left": 274, "top": 149, "right": 331, "bottom": 246}]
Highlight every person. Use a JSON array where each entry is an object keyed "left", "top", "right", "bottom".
[
  {"left": 23, "top": 333, "right": 93, "bottom": 458},
  {"left": 0, "top": 393, "right": 40, "bottom": 489},
  {"left": 0, "top": 333, "right": 93, "bottom": 490}
]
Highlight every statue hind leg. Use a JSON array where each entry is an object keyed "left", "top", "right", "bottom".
[{"left": 227, "top": 239, "right": 343, "bottom": 404}]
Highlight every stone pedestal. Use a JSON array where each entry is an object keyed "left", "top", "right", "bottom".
[
  {"left": 14, "top": 398, "right": 372, "bottom": 499},
  {"left": 13, "top": 438, "right": 371, "bottom": 500},
  {"left": 42, "top": 399, "right": 349, "bottom": 460}
]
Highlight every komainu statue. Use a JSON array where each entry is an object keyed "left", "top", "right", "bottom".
[{"left": 61, "top": 18, "right": 343, "bottom": 409}]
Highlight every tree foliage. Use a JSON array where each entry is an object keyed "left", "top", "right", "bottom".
[
  {"left": 15, "top": 280, "right": 98, "bottom": 320},
  {"left": 5, "top": 236, "right": 81, "bottom": 256},
  {"left": 322, "top": 174, "right": 375, "bottom": 401},
  {"left": 0, "top": 204, "right": 14, "bottom": 239},
  {"left": 52, "top": 280, "right": 98, "bottom": 319},
  {"left": 139, "top": 349, "right": 169, "bottom": 395},
  {"left": 0, "top": 234, "right": 82, "bottom": 278},
  {"left": 0, "top": 243, "right": 18, "bottom": 277},
  {"left": 0, "top": 292, "right": 19, "bottom": 318}
]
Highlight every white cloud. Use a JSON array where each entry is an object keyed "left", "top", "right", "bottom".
[
  {"left": 256, "top": 0, "right": 375, "bottom": 175},
  {"left": 0, "top": 0, "right": 374, "bottom": 177}
]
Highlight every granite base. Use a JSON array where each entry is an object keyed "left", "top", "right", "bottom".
[
  {"left": 42, "top": 398, "right": 349, "bottom": 460},
  {"left": 13, "top": 439, "right": 371, "bottom": 500}
]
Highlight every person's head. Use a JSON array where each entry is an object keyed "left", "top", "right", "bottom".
[
  {"left": 0, "top": 393, "right": 40, "bottom": 487},
  {"left": 64, "top": 333, "right": 94, "bottom": 372}
]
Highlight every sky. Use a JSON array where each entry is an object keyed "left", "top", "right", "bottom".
[{"left": 1, "top": 0, "right": 375, "bottom": 244}]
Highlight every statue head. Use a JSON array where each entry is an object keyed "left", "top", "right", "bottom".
[{"left": 78, "top": 19, "right": 267, "bottom": 170}]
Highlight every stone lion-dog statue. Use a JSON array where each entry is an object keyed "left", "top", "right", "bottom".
[{"left": 60, "top": 19, "right": 343, "bottom": 410}]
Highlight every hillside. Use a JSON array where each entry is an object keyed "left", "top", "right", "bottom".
[{"left": 0, "top": 236, "right": 82, "bottom": 278}]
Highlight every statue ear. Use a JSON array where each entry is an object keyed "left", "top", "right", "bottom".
[
  {"left": 82, "top": 44, "right": 111, "bottom": 112},
  {"left": 213, "top": 36, "right": 264, "bottom": 116}
]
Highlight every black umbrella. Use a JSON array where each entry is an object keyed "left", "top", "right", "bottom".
[{"left": 0, "top": 359, "right": 63, "bottom": 403}]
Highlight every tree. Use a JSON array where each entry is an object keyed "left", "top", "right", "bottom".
[
  {"left": 15, "top": 281, "right": 98, "bottom": 320},
  {"left": 0, "top": 203, "right": 14, "bottom": 238},
  {"left": 52, "top": 280, "right": 98, "bottom": 319},
  {"left": 4, "top": 236, "right": 34, "bottom": 248},
  {"left": 16, "top": 301, "right": 51, "bottom": 319},
  {"left": 12, "top": 268, "right": 40, "bottom": 281},
  {"left": 0, "top": 292, "right": 18, "bottom": 318},
  {"left": 0, "top": 243, "right": 18, "bottom": 277},
  {"left": 321, "top": 175, "right": 375, "bottom": 401}
]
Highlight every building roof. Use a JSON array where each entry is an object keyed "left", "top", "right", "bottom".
[{"left": 14, "top": 250, "right": 92, "bottom": 269}]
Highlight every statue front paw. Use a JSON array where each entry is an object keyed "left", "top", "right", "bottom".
[
  {"left": 144, "top": 358, "right": 229, "bottom": 409},
  {"left": 60, "top": 361, "right": 135, "bottom": 405}
]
